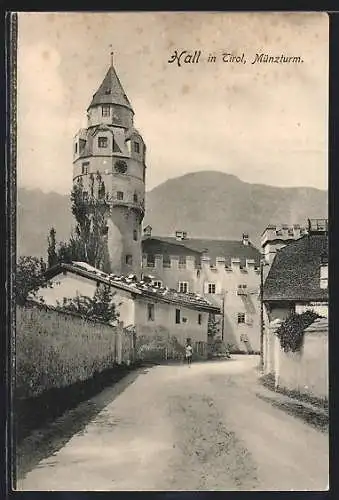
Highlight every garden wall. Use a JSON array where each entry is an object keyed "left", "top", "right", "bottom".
[
  {"left": 15, "top": 303, "right": 134, "bottom": 399},
  {"left": 266, "top": 318, "right": 328, "bottom": 401}
]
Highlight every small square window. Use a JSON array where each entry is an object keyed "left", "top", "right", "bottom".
[
  {"left": 178, "top": 281, "right": 188, "bottom": 293},
  {"left": 147, "top": 303, "right": 155, "bottom": 321},
  {"left": 179, "top": 255, "right": 186, "bottom": 269},
  {"left": 147, "top": 254, "right": 155, "bottom": 267},
  {"left": 98, "top": 137, "right": 108, "bottom": 148},
  {"left": 153, "top": 280, "right": 162, "bottom": 288},
  {"left": 125, "top": 254, "right": 133, "bottom": 265},
  {"left": 208, "top": 283, "right": 216, "bottom": 294},
  {"left": 163, "top": 255, "right": 171, "bottom": 268},
  {"left": 102, "top": 105, "right": 110, "bottom": 117},
  {"left": 237, "top": 313, "right": 246, "bottom": 324},
  {"left": 133, "top": 141, "right": 140, "bottom": 153},
  {"left": 117, "top": 191, "right": 124, "bottom": 200}
]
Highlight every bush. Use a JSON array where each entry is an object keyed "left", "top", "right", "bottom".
[
  {"left": 276, "top": 310, "right": 321, "bottom": 353},
  {"left": 135, "top": 332, "right": 184, "bottom": 361}
]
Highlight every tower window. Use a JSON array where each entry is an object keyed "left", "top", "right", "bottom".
[
  {"left": 102, "top": 105, "right": 110, "bottom": 117},
  {"left": 133, "top": 141, "right": 140, "bottom": 153},
  {"left": 198, "top": 314, "right": 202, "bottom": 325},
  {"left": 81, "top": 162, "right": 89, "bottom": 175},
  {"left": 125, "top": 254, "right": 133, "bottom": 266},
  {"left": 175, "top": 309, "right": 181, "bottom": 324},
  {"left": 208, "top": 283, "right": 216, "bottom": 294},
  {"left": 237, "top": 313, "right": 246, "bottom": 324},
  {"left": 147, "top": 303, "right": 155, "bottom": 321},
  {"left": 74, "top": 142, "right": 78, "bottom": 154},
  {"left": 104, "top": 88, "right": 111, "bottom": 95},
  {"left": 83, "top": 191, "right": 89, "bottom": 201},
  {"left": 133, "top": 230, "right": 138, "bottom": 241},
  {"left": 98, "top": 137, "right": 108, "bottom": 148},
  {"left": 133, "top": 193, "right": 138, "bottom": 203},
  {"left": 117, "top": 191, "right": 124, "bottom": 200}
]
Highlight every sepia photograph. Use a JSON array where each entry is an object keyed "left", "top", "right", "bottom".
[{"left": 12, "top": 11, "right": 328, "bottom": 491}]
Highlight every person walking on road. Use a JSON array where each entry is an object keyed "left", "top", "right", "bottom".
[{"left": 185, "top": 340, "right": 193, "bottom": 367}]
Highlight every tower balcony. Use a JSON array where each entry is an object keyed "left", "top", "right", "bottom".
[{"left": 111, "top": 199, "right": 145, "bottom": 218}]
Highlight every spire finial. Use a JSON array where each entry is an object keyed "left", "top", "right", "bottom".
[{"left": 109, "top": 45, "right": 114, "bottom": 67}]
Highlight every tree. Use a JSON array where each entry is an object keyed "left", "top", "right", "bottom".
[
  {"left": 47, "top": 227, "right": 58, "bottom": 268},
  {"left": 16, "top": 256, "right": 49, "bottom": 306},
  {"left": 208, "top": 314, "right": 220, "bottom": 338},
  {"left": 57, "top": 284, "right": 120, "bottom": 324},
  {"left": 50, "top": 173, "right": 112, "bottom": 273}
]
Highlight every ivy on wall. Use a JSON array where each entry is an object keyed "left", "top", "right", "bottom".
[{"left": 276, "top": 310, "right": 320, "bottom": 353}]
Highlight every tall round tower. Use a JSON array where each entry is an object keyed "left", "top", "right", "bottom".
[{"left": 72, "top": 54, "right": 146, "bottom": 277}]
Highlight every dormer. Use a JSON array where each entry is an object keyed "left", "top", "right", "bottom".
[
  {"left": 73, "top": 128, "right": 87, "bottom": 162},
  {"left": 125, "top": 128, "right": 145, "bottom": 162}
]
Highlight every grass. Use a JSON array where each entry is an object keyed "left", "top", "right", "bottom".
[{"left": 259, "top": 373, "right": 328, "bottom": 411}]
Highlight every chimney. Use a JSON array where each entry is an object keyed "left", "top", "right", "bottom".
[
  {"left": 143, "top": 225, "right": 152, "bottom": 238},
  {"left": 175, "top": 230, "right": 188, "bottom": 241},
  {"left": 242, "top": 233, "right": 249, "bottom": 246}
]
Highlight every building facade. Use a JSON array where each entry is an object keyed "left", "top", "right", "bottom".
[
  {"left": 72, "top": 55, "right": 146, "bottom": 277},
  {"left": 37, "top": 261, "right": 220, "bottom": 355},
  {"left": 142, "top": 228, "right": 262, "bottom": 353}
]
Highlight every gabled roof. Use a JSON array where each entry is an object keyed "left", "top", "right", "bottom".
[
  {"left": 142, "top": 236, "right": 261, "bottom": 267},
  {"left": 88, "top": 65, "right": 133, "bottom": 111},
  {"left": 45, "top": 262, "right": 221, "bottom": 314},
  {"left": 263, "top": 234, "right": 328, "bottom": 302}
]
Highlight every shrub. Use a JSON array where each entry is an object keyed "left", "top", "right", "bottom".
[
  {"left": 16, "top": 256, "right": 50, "bottom": 306},
  {"left": 276, "top": 310, "right": 321, "bottom": 353},
  {"left": 135, "top": 332, "right": 184, "bottom": 361}
]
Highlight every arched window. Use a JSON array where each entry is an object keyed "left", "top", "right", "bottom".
[{"left": 133, "top": 141, "right": 140, "bottom": 153}]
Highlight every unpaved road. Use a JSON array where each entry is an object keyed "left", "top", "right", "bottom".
[{"left": 17, "top": 356, "right": 328, "bottom": 491}]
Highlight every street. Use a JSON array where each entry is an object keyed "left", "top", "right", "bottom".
[{"left": 17, "top": 356, "right": 328, "bottom": 491}]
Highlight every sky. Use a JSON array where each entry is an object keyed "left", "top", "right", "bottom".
[{"left": 17, "top": 12, "right": 329, "bottom": 194}]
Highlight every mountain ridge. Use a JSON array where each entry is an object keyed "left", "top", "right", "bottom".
[{"left": 17, "top": 171, "right": 328, "bottom": 259}]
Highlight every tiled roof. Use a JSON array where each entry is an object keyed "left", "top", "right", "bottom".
[
  {"left": 88, "top": 65, "right": 133, "bottom": 111},
  {"left": 45, "top": 262, "right": 220, "bottom": 314},
  {"left": 263, "top": 234, "right": 328, "bottom": 302},
  {"left": 142, "top": 236, "right": 261, "bottom": 267}
]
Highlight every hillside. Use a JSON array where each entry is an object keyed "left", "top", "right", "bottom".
[{"left": 17, "top": 171, "right": 328, "bottom": 258}]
